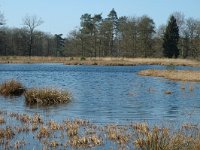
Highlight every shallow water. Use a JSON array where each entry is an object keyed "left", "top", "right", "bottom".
[{"left": 0, "top": 63, "right": 200, "bottom": 125}]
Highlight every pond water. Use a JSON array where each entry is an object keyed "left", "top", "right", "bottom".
[{"left": 0, "top": 63, "right": 200, "bottom": 125}]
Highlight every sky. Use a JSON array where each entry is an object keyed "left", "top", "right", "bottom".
[{"left": 0, "top": 0, "right": 200, "bottom": 36}]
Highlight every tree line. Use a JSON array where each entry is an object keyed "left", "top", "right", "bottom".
[
  {"left": 0, "top": 14, "right": 64, "bottom": 57},
  {"left": 0, "top": 9, "right": 200, "bottom": 59}
]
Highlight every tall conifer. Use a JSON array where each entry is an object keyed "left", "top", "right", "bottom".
[{"left": 163, "top": 16, "right": 179, "bottom": 58}]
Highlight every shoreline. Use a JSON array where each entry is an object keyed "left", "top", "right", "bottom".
[{"left": 0, "top": 56, "right": 200, "bottom": 67}]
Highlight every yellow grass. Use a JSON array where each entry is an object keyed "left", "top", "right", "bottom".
[
  {"left": 138, "top": 69, "right": 200, "bottom": 82},
  {"left": 0, "top": 56, "right": 199, "bottom": 67}
]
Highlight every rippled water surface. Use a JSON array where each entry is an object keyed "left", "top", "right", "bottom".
[{"left": 0, "top": 63, "right": 200, "bottom": 125}]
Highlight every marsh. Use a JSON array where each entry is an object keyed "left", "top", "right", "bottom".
[{"left": 0, "top": 63, "right": 200, "bottom": 126}]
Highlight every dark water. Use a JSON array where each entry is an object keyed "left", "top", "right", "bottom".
[{"left": 0, "top": 63, "right": 200, "bottom": 125}]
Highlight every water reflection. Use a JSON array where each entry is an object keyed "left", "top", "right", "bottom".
[{"left": 0, "top": 64, "right": 200, "bottom": 125}]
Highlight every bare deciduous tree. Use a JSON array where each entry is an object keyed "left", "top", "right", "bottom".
[
  {"left": 0, "top": 11, "right": 5, "bottom": 25},
  {"left": 23, "top": 15, "right": 43, "bottom": 56}
]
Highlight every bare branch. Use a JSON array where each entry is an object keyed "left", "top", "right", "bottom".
[
  {"left": 23, "top": 15, "right": 43, "bottom": 32},
  {"left": 22, "top": 15, "right": 44, "bottom": 57},
  {"left": 0, "top": 11, "right": 5, "bottom": 25}
]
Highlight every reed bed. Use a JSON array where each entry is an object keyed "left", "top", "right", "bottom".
[
  {"left": 0, "top": 80, "right": 25, "bottom": 96},
  {"left": 132, "top": 123, "right": 200, "bottom": 150},
  {"left": 138, "top": 69, "right": 200, "bottom": 82},
  {"left": 0, "top": 110, "right": 200, "bottom": 149},
  {"left": 24, "top": 88, "right": 71, "bottom": 106}
]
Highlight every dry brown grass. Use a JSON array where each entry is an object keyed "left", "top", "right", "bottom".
[
  {"left": 0, "top": 80, "right": 25, "bottom": 96},
  {"left": 0, "top": 56, "right": 199, "bottom": 67},
  {"left": 37, "top": 126, "right": 50, "bottom": 139},
  {"left": 132, "top": 123, "right": 200, "bottom": 150},
  {"left": 0, "top": 116, "right": 5, "bottom": 124},
  {"left": 65, "top": 57, "right": 200, "bottom": 67},
  {"left": 125, "top": 58, "right": 200, "bottom": 66},
  {"left": 0, "top": 56, "right": 70, "bottom": 63},
  {"left": 24, "top": 88, "right": 71, "bottom": 106},
  {"left": 138, "top": 69, "right": 200, "bottom": 82},
  {"left": 1, "top": 110, "right": 200, "bottom": 149},
  {"left": 106, "top": 125, "right": 130, "bottom": 144}
]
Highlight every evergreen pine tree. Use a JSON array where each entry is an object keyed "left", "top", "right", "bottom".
[{"left": 163, "top": 16, "right": 179, "bottom": 58}]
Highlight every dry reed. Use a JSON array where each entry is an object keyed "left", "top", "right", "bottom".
[
  {"left": 24, "top": 88, "right": 71, "bottom": 106},
  {"left": 0, "top": 80, "right": 25, "bottom": 96},
  {"left": 133, "top": 123, "right": 200, "bottom": 150},
  {"left": 0, "top": 110, "right": 200, "bottom": 149}
]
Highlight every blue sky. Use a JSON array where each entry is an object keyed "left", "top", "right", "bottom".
[{"left": 0, "top": 0, "right": 200, "bottom": 36}]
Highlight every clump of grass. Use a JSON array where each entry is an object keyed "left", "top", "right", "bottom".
[
  {"left": 49, "top": 140, "right": 60, "bottom": 148},
  {"left": 134, "top": 125, "right": 170, "bottom": 150},
  {"left": 0, "top": 116, "right": 5, "bottom": 124},
  {"left": 164, "top": 90, "right": 172, "bottom": 94},
  {"left": 106, "top": 125, "right": 129, "bottom": 144},
  {"left": 0, "top": 80, "right": 25, "bottom": 96},
  {"left": 132, "top": 123, "right": 200, "bottom": 150},
  {"left": 37, "top": 126, "right": 50, "bottom": 139},
  {"left": 65, "top": 120, "right": 79, "bottom": 137},
  {"left": 32, "top": 113, "right": 43, "bottom": 124},
  {"left": 48, "top": 120, "right": 61, "bottom": 130},
  {"left": 5, "top": 127, "right": 15, "bottom": 139},
  {"left": 69, "top": 135, "right": 102, "bottom": 148},
  {"left": 24, "top": 88, "right": 71, "bottom": 106}
]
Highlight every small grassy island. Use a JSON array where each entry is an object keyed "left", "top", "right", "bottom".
[
  {"left": 24, "top": 88, "right": 71, "bottom": 106},
  {"left": 0, "top": 79, "right": 71, "bottom": 106},
  {"left": 138, "top": 69, "right": 200, "bottom": 82},
  {"left": 0, "top": 80, "right": 25, "bottom": 96}
]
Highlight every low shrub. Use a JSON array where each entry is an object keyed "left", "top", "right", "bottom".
[
  {"left": 24, "top": 88, "right": 71, "bottom": 106},
  {"left": 80, "top": 57, "right": 86, "bottom": 61},
  {"left": 0, "top": 80, "right": 25, "bottom": 96}
]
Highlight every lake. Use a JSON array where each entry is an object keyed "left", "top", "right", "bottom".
[{"left": 0, "top": 63, "right": 200, "bottom": 126}]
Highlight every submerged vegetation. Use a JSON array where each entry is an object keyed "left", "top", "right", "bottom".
[
  {"left": 0, "top": 80, "right": 25, "bottom": 96},
  {"left": 0, "top": 110, "right": 200, "bottom": 149},
  {"left": 24, "top": 88, "right": 71, "bottom": 106},
  {"left": 138, "top": 69, "right": 200, "bottom": 82}
]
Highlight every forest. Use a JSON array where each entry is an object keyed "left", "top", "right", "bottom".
[{"left": 0, "top": 9, "right": 200, "bottom": 59}]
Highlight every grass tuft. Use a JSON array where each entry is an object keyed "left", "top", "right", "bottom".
[
  {"left": 0, "top": 80, "right": 25, "bottom": 96},
  {"left": 24, "top": 88, "right": 71, "bottom": 106}
]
